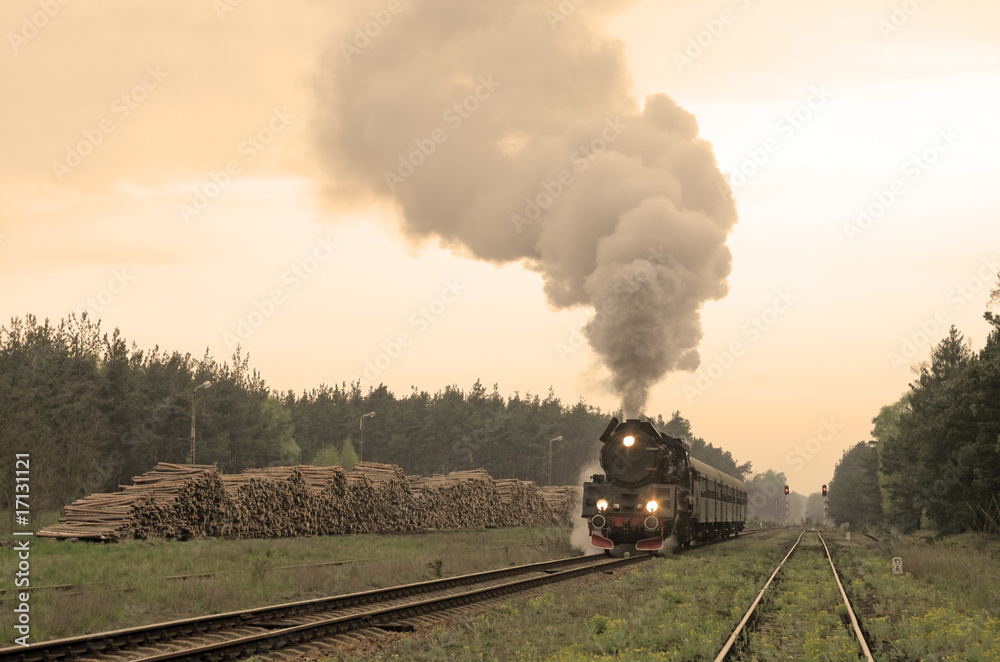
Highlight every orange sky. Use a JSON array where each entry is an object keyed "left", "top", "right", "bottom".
[{"left": 2, "top": 0, "right": 998, "bottom": 493}]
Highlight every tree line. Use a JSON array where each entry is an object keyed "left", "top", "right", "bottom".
[
  {"left": 0, "top": 313, "right": 754, "bottom": 514},
  {"left": 826, "top": 279, "right": 1000, "bottom": 534},
  {"left": 16, "top": 300, "right": 997, "bottom": 536}
]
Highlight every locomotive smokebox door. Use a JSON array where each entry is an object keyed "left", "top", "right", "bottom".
[{"left": 599, "top": 419, "right": 662, "bottom": 488}]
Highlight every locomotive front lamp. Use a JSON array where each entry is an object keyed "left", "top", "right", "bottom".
[
  {"left": 596, "top": 499, "right": 609, "bottom": 512},
  {"left": 622, "top": 435, "right": 635, "bottom": 447},
  {"left": 645, "top": 500, "right": 658, "bottom": 513}
]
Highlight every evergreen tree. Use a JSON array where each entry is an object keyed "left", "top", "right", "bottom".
[
  {"left": 339, "top": 438, "right": 359, "bottom": 470},
  {"left": 311, "top": 445, "right": 341, "bottom": 467},
  {"left": 0, "top": 312, "right": 752, "bottom": 511},
  {"left": 827, "top": 442, "right": 883, "bottom": 529},
  {"left": 746, "top": 469, "right": 788, "bottom": 523},
  {"left": 883, "top": 327, "right": 975, "bottom": 532}
]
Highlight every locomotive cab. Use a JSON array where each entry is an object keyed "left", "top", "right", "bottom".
[
  {"left": 582, "top": 418, "right": 691, "bottom": 556},
  {"left": 581, "top": 417, "right": 746, "bottom": 556}
]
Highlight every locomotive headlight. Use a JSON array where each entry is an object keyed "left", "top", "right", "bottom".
[
  {"left": 645, "top": 500, "right": 658, "bottom": 513},
  {"left": 622, "top": 435, "right": 635, "bottom": 448},
  {"left": 596, "top": 499, "right": 609, "bottom": 512}
]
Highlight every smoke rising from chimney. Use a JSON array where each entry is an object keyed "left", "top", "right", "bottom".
[{"left": 316, "top": 0, "right": 737, "bottom": 415}]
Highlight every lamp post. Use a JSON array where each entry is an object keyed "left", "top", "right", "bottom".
[
  {"left": 359, "top": 411, "right": 375, "bottom": 461},
  {"left": 548, "top": 436, "right": 563, "bottom": 486},
  {"left": 190, "top": 380, "right": 212, "bottom": 464}
]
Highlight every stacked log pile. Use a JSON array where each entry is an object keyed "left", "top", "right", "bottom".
[
  {"left": 38, "top": 462, "right": 571, "bottom": 542},
  {"left": 496, "top": 479, "right": 554, "bottom": 527},
  {"left": 347, "top": 462, "right": 412, "bottom": 533},
  {"left": 35, "top": 492, "right": 155, "bottom": 541},
  {"left": 119, "top": 463, "right": 229, "bottom": 539},
  {"left": 37, "top": 463, "right": 227, "bottom": 541},
  {"left": 295, "top": 465, "right": 348, "bottom": 494},
  {"left": 408, "top": 469, "right": 505, "bottom": 529},
  {"left": 539, "top": 486, "right": 581, "bottom": 527},
  {"left": 293, "top": 465, "right": 348, "bottom": 535},
  {"left": 222, "top": 468, "right": 313, "bottom": 538}
]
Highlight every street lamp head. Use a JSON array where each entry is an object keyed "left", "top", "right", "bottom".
[
  {"left": 550, "top": 436, "right": 563, "bottom": 443},
  {"left": 195, "top": 380, "right": 212, "bottom": 391},
  {"left": 359, "top": 411, "right": 376, "bottom": 461}
]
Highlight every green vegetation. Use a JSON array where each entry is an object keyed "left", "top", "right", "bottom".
[
  {"left": 0, "top": 314, "right": 749, "bottom": 519},
  {"left": 825, "top": 273, "right": 1000, "bottom": 536},
  {"left": 0, "top": 314, "right": 297, "bottom": 512},
  {"left": 342, "top": 531, "right": 796, "bottom": 662},
  {"left": 0, "top": 527, "right": 569, "bottom": 646},
  {"left": 835, "top": 534, "right": 1000, "bottom": 660},
  {"left": 866, "top": 307, "right": 1000, "bottom": 534},
  {"left": 6, "top": 528, "right": 997, "bottom": 659},
  {"left": 826, "top": 442, "right": 883, "bottom": 530},
  {"left": 334, "top": 531, "right": 1000, "bottom": 662},
  {"left": 311, "top": 438, "right": 360, "bottom": 471},
  {"left": 739, "top": 534, "right": 859, "bottom": 661}
]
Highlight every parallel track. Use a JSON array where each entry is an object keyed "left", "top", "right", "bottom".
[
  {"left": 0, "top": 553, "right": 647, "bottom": 662},
  {"left": 713, "top": 530, "right": 873, "bottom": 662}
]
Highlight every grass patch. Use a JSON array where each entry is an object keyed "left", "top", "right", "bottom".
[
  {"left": 0, "top": 527, "right": 569, "bottom": 646},
  {"left": 832, "top": 531, "right": 1000, "bottom": 661},
  {"left": 739, "top": 533, "right": 859, "bottom": 661},
  {"left": 340, "top": 530, "right": 799, "bottom": 661},
  {"left": 338, "top": 530, "right": 1000, "bottom": 662}
]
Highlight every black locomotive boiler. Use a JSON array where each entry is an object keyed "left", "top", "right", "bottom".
[{"left": 581, "top": 418, "right": 747, "bottom": 556}]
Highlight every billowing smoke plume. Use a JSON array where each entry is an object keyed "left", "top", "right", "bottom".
[{"left": 317, "top": 0, "right": 737, "bottom": 415}]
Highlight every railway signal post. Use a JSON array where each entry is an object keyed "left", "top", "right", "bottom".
[
  {"left": 822, "top": 484, "right": 828, "bottom": 528},
  {"left": 783, "top": 485, "right": 789, "bottom": 527}
]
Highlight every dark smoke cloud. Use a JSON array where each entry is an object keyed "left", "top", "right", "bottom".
[{"left": 316, "top": 0, "right": 737, "bottom": 416}]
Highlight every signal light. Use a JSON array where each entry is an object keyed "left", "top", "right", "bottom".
[
  {"left": 822, "top": 484, "right": 828, "bottom": 497},
  {"left": 783, "top": 485, "right": 789, "bottom": 496}
]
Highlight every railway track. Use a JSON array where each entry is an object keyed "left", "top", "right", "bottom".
[
  {"left": 714, "top": 530, "right": 873, "bottom": 662},
  {"left": 0, "top": 553, "right": 647, "bottom": 662}
]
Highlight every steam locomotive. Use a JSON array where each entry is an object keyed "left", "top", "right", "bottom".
[{"left": 581, "top": 418, "right": 747, "bottom": 556}]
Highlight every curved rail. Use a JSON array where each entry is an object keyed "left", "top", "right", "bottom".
[
  {"left": 132, "top": 554, "right": 647, "bottom": 661},
  {"left": 0, "top": 553, "right": 646, "bottom": 662},
  {"left": 713, "top": 530, "right": 873, "bottom": 662}
]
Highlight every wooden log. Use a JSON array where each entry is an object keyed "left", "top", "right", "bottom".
[{"left": 38, "top": 460, "right": 568, "bottom": 543}]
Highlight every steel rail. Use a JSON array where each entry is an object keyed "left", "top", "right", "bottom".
[
  {"left": 817, "top": 531, "right": 874, "bottom": 662},
  {"left": 0, "top": 553, "right": 630, "bottom": 662},
  {"left": 127, "top": 554, "right": 649, "bottom": 662},
  {"left": 713, "top": 530, "right": 805, "bottom": 662},
  {"left": 713, "top": 530, "right": 874, "bottom": 662}
]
